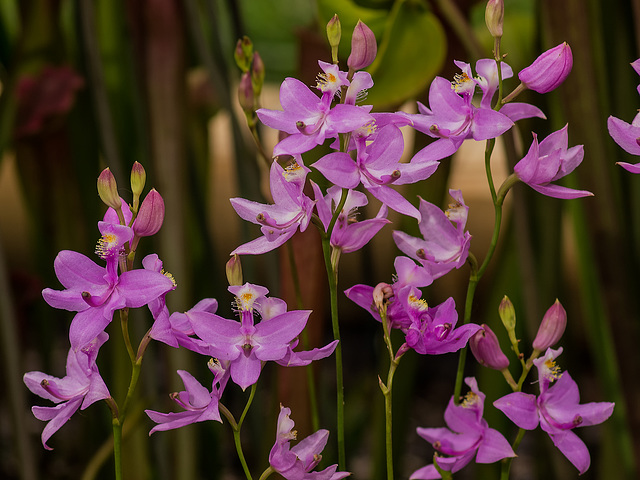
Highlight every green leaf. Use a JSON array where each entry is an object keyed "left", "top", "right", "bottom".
[{"left": 366, "top": 0, "right": 446, "bottom": 108}]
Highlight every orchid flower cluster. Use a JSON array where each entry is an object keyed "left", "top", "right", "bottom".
[{"left": 24, "top": 2, "right": 617, "bottom": 479}]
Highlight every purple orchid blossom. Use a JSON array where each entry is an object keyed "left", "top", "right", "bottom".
[
  {"left": 42, "top": 226, "right": 176, "bottom": 350},
  {"left": 407, "top": 60, "right": 515, "bottom": 163},
  {"left": 345, "top": 256, "right": 434, "bottom": 331},
  {"left": 145, "top": 358, "right": 229, "bottom": 434},
  {"left": 269, "top": 405, "right": 350, "bottom": 480},
  {"left": 312, "top": 184, "right": 390, "bottom": 253},
  {"left": 400, "top": 291, "right": 481, "bottom": 355},
  {"left": 185, "top": 283, "right": 334, "bottom": 390},
  {"left": 257, "top": 61, "right": 373, "bottom": 156},
  {"left": 411, "top": 377, "right": 515, "bottom": 479},
  {"left": 230, "top": 159, "right": 315, "bottom": 255},
  {"left": 513, "top": 125, "right": 592, "bottom": 199},
  {"left": 23, "top": 333, "right": 111, "bottom": 450},
  {"left": 314, "top": 124, "right": 434, "bottom": 220},
  {"left": 393, "top": 189, "right": 471, "bottom": 279},
  {"left": 494, "top": 348, "right": 614, "bottom": 474},
  {"left": 607, "top": 58, "right": 640, "bottom": 173}
]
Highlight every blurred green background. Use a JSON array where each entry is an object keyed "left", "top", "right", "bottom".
[{"left": 1, "top": 0, "right": 639, "bottom": 479}]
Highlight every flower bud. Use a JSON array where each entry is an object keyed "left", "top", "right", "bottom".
[
  {"left": 251, "top": 51, "right": 265, "bottom": 97},
  {"left": 226, "top": 254, "right": 243, "bottom": 286},
  {"left": 97, "top": 168, "right": 122, "bottom": 210},
  {"left": 498, "top": 295, "right": 517, "bottom": 345},
  {"left": 326, "top": 14, "right": 341, "bottom": 64},
  {"left": 133, "top": 189, "right": 164, "bottom": 238},
  {"left": 518, "top": 42, "right": 573, "bottom": 94},
  {"left": 532, "top": 299, "right": 567, "bottom": 352},
  {"left": 238, "top": 72, "right": 254, "bottom": 114},
  {"left": 130, "top": 161, "right": 146, "bottom": 212},
  {"left": 234, "top": 36, "right": 253, "bottom": 73},
  {"left": 485, "top": 0, "right": 504, "bottom": 39},
  {"left": 469, "top": 324, "right": 510, "bottom": 370},
  {"left": 347, "top": 20, "right": 377, "bottom": 71}
]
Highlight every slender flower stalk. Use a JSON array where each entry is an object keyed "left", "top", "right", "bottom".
[
  {"left": 378, "top": 303, "right": 403, "bottom": 480},
  {"left": 319, "top": 187, "right": 350, "bottom": 470}
]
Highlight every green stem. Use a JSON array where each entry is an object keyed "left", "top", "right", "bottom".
[
  {"left": 379, "top": 307, "right": 402, "bottom": 480},
  {"left": 112, "top": 418, "right": 123, "bottom": 480},
  {"left": 219, "top": 383, "right": 257, "bottom": 480},
  {"left": 500, "top": 428, "right": 526, "bottom": 480},
  {"left": 258, "top": 466, "right": 275, "bottom": 480},
  {"left": 318, "top": 188, "right": 350, "bottom": 469}
]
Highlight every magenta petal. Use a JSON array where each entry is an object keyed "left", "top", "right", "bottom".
[
  {"left": 117, "top": 269, "right": 175, "bottom": 307},
  {"left": 410, "top": 464, "right": 440, "bottom": 480},
  {"left": 253, "top": 310, "right": 311, "bottom": 360},
  {"left": 500, "top": 102, "right": 547, "bottom": 122},
  {"left": 528, "top": 183, "right": 593, "bottom": 199},
  {"left": 33, "top": 397, "right": 83, "bottom": 450},
  {"left": 470, "top": 108, "right": 513, "bottom": 140},
  {"left": 475, "top": 427, "right": 515, "bottom": 463},
  {"left": 617, "top": 161, "right": 640, "bottom": 173},
  {"left": 365, "top": 183, "right": 420, "bottom": 219},
  {"left": 231, "top": 229, "right": 295, "bottom": 255},
  {"left": 188, "top": 312, "right": 243, "bottom": 360},
  {"left": 313, "top": 152, "right": 360, "bottom": 188},
  {"left": 53, "top": 250, "right": 106, "bottom": 289},
  {"left": 547, "top": 429, "right": 591, "bottom": 474},
  {"left": 230, "top": 352, "right": 262, "bottom": 390},
  {"left": 69, "top": 307, "right": 117, "bottom": 350},
  {"left": 607, "top": 115, "right": 640, "bottom": 155},
  {"left": 493, "top": 392, "right": 540, "bottom": 430}
]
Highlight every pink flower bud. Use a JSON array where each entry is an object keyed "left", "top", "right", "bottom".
[
  {"left": 470, "top": 324, "right": 510, "bottom": 370},
  {"left": 133, "top": 189, "right": 164, "bottom": 237},
  {"left": 238, "top": 72, "right": 254, "bottom": 114},
  {"left": 532, "top": 299, "right": 567, "bottom": 352},
  {"left": 518, "top": 42, "right": 573, "bottom": 94},
  {"left": 485, "top": 0, "right": 504, "bottom": 38},
  {"left": 347, "top": 20, "right": 377, "bottom": 71},
  {"left": 251, "top": 52, "right": 265, "bottom": 97},
  {"left": 97, "top": 168, "right": 122, "bottom": 210}
]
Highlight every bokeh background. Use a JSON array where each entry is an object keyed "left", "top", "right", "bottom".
[{"left": 1, "top": 0, "right": 639, "bottom": 479}]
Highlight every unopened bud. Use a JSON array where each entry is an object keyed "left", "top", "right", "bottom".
[
  {"left": 238, "top": 72, "right": 254, "bottom": 114},
  {"left": 326, "top": 14, "right": 342, "bottom": 64},
  {"left": 498, "top": 295, "right": 517, "bottom": 345},
  {"left": 485, "top": 0, "right": 504, "bottom": 38},
  {"left": 130, "top": 162, "right": 146, "bottom": 212},
  {"left": 517, "top": 42, "right": 573, "bottom": 94},
  {"left": 133, "top": 189, "right": 164, "bottom": 238},
  {"left": 469, "top": 324, "right": 510, "bottom": 370},
  {"left": 97, "top": 168, "right": 122, "bottom": 211},
  {"left": 234, "top": 36, "right": 253, "bottom": 73},
  {"left": 532, "top": 299, "right": 567, "bottom": 352},
  {"left": 251, "top": 52, "right": 265, "bottom": 97},
  {"left": 347, "top": 20, "right": 377, "bottom": 71},
  {"left": 226, "top": 254, "right": 243, "bottom": 286}
]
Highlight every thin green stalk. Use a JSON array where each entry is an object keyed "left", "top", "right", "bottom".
[
  {"left": 379, "top": 306, "right": 402, "bottom": 480},
  {"left": 258, "top": 466, "right": 275, "bottom": 480},
  {"left": 500, "top": 428, "right": 526, "bottom": 480},
  {"left": 219, "top": 383, "right": 258, "bottom": 480},
  {"left": 319, "top": 188, "right": 350, "bottom": 469},
  {"left": 112, "top": 418, "right": 123, "bottom": 480}
]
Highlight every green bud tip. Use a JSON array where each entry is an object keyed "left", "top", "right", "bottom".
[{"left": 97, "top": 168, "right": 122, "bottom": 211}]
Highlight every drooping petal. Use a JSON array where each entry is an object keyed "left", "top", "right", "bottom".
[
  {"left": 547, "top": 429, "right": 591, "bottom": 475},
  {"left": 475, "top": 427, "right": 516, "bottom": 463},
  {"left": 32, "top": 397, "right": 84, "bottom": 450},
  {"left": 607, "top": 115, "right": 640, "bottom": 155}
]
